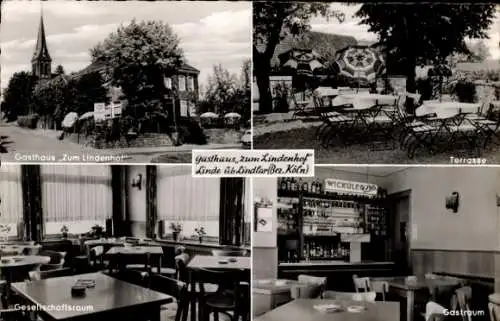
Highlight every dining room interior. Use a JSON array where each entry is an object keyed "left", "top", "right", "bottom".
[
  {"left": 0, "top": 163, "right": 251, "bottom": 321},
  {"left": 253, "top": 166, "right": 500, "bottom": 321}
]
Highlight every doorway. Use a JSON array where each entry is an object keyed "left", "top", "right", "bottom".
[{"left": 388, "top": 189, "right": 412, "bottom": 275}]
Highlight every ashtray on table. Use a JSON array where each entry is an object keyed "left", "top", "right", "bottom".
[
  {"left": 347, "top": 305, "right": 366, "bottom": 313},
  {"left": 313, "top": 304, "right": 343, "bottom": 313}
]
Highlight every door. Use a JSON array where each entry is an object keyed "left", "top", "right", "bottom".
[{"left": 388, "top": 190, "right": 411, "bottom": 275}]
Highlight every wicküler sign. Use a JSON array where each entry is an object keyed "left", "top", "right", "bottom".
[{"left": 324, "top": 179, "right": 378, "bottom": 196}]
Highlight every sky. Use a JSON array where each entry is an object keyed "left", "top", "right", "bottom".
[
  {"left": 0, "top": 1, "right": 251, "bottom": 93},
  {"left": 309, "top": 3, "right": 500, "bottom": 61}
]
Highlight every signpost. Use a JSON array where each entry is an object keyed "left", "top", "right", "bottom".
[{"left": 94, "top": 102, "right": 123, "bottom": 121}]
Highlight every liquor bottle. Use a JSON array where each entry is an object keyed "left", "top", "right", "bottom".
[
  {"left": 280, "top": 178, "right": 288, "bottom": 191},
  {"left": 316, "top": 181, "right": 323, "bottom": 194},
  {"left": 302, "top": 181, "right": 309, "bottom": 192},
  {"left": 310, "top": 181, "right": 317, "bottom": 193}
]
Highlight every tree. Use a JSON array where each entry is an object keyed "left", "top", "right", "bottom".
[
  {"left": 90, "top": 20, "right": 184, "bottom": 117},
  {"left": 355, "top": 4, "right": 496, "bottom": 111},
  {"left": 199, "top": 62, "right": 251, "bottom": 125},
  {"left": 240, "top": 58, "right": 251, "bottom": 91},
  {"left": 468, "top": 40, "right": 491, "bottom": 62},
  {"left": 253, "top": 2, "right": 345, "bottom": 113},
  {"left": 203, "top": 64, "right": 239, "bottom": 115},
  {"left": 1, "top": 71, "right": 37, "bottom": 121},
  {"left": 55, "top": 65, "right": 65, "bottom": 75},
  {"left": 68, "top": 72, "right": 108, "bottom": 115}
]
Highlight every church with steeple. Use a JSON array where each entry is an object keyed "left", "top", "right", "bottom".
[{"left": 31, "top": 14, "right": 52, "bottom": 81}]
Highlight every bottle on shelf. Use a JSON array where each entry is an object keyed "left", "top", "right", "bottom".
[
  {"left": 302, "top": 180, "right": 309, "bottom": 192},
  {"left": 280, "top": 178, "right": 288, "bottom": 191}
]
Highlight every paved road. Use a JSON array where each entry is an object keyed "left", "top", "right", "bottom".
[{"left": 0, "top": 124, "right": 243, "bottom": 163}]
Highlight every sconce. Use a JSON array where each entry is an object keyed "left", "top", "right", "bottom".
[
  {"left": 445, "top": 191, "right": 460, "bottom": 213},
  {"left": 131, "top": 174, "right": 143, "bottom": 190}
]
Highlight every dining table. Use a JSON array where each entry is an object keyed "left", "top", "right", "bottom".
[
  {"left": 104, "top": 246, "right": 164, "bottom": 273},
  {"left": 332, "top": 93, "right": 397, "bottom": 110},
  {"left": 0, "top": 244, "right": 41, "bottom": 256},
  {"left": 387, "top": 276, "right": 460, "bottom": 321},
  {"left": 187, "top": 255, "right": 250, "bottom": 321},
  {"left": 253, "top": 279, "right": 300, "bottom": 316},
  {"left": 255, "top": 298, "right": 399, "bottom": 321},
  {"left": 415, "top": 101, "right": 481, "bottom": 118},
  {"left": 0, "top": 255, "right": 50, "bottom": 307},
  {"left": 11, "top": 272, "right": 173, "bottom": 321}
]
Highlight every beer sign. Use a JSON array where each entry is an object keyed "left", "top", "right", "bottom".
[{"left": 324, "top": 179, "right": 378, "bottom": 196}]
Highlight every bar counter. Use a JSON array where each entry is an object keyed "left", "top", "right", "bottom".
[{"left": 278, "top": 260, "right": 397, "bottom": 291}]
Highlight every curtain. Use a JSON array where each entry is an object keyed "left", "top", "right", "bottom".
[
  {"left": 40, "top": 165, "right": 112, "bottom": 222},
  {"left": 219, "top": 178, "right": 244, "bottom": 246},
  {"left": 146, "top": 166, "right": 157, "bottom": 238},
  {"left": 157, "top": 167, "right": 220, "bottom": 221},
  {"left": 157, "top": 167, "right": 220, "bottom": 237},
  {"left": 0, "top": 164, "right": 23, "bottom": 224}
]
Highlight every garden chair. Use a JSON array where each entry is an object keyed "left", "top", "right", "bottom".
[
  {"left": 317, "top": 110, "right": 356, "bottom": 147},
  {"left": 291, "top": 91, "right": 312, "bottom": 119}
]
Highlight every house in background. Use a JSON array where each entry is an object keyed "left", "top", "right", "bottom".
[{"left": 30, "top": 12, "right": 200, "bottom": 128}]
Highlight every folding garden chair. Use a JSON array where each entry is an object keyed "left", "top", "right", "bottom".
[
  {"left": 317, "top": 110, "right": 357, "bottom": 148},
  {"left": 292, "top": 91, "right": 312, "bottom": 119}
]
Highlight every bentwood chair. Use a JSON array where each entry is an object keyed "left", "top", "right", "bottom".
[
  {"left": 197, "top": 268, "right": 250, "bottom": 321},
  {"left": 38, "top": 250, "right": 66, "bottom": 271},
  {"left": 28, "top": 267, "right": 72, "bottom": 281},
  {"left": 455, "top": 286, "right": 473, "bottom": 321},
  {"left": 489, "top": 302, "right": 500, "bottom": 321},
  {"left": 149, "top": 275, "right": 189, "bottom": 321},
  {"left": 352, "top": 275, "right": 371, "bottom": 292}
]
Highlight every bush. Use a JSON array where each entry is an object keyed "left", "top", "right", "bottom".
[
  {"left": 416, "top": 78, "right": 433, "bottom": 101},
  {"left": 177, "top": 120, "right": 207, "bottom": 145},
  {"left": 17, "top": 114, "right": 39, "bottom": 129},
  {"left": 453, "top": 81, "right": 476, "bottom": 103}
]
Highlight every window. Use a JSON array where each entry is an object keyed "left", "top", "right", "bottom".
[
  {"left": 157, "top": 167, "right": 220, "bottom": 240},
  {"left": 164, "top": 77, "right": 172, "bottom": 89},
  {"left": 40, "top": 165, "right": 112, "bottom": 235},
  {"left": 188, "top": 101, "right": 197, "bottom": 116},
  {"left": 187, "top": 76, "right": 194, "bottom": 91},
  {"left": 0, "top": 164, "right": 23, "bottom": 238},
  {"left": 180, "top": 100, "right": 188, "bottom": 117},
  {"left": 178, "top": 75, "right": 186, "bottom": 91}
]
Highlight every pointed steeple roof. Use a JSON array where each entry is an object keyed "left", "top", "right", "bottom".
[{"left": 32, "top": 13, "right": 51, "bottom": 62}]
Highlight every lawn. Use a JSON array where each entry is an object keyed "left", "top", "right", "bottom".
[
  {"left": 254, "top": 126, "right": 500, "bottom": 164},
  {"left": 151, "top": 152, "right": 193, "bottom": 163}
]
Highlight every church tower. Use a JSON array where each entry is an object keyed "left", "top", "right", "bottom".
[{"left": 31, "top": 13, "right": 52, "bottom": 79}]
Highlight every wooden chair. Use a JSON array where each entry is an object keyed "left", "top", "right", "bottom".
[
  {"left": 29, "top": 267, "right": 72, "bottom": 281},
  {"left": 323, "top": 291, "right": 377, "bottom": 302},
  {"left": 489, "top": 302, "right": 500, "bottom": 321},
  {"left": 38, "top": 250, "right": 66, "bottom": 271},
  {"left": 370, "top": 280, "right": 389, "bottom": 301},
  {"left": 297, "top": 275, "right": 327, "bottom": 298},
  {"left": 148, "top": 275, "right": 189, "bottom": 321},
  {"left": 197, "top": 268, "right": 249, "bottom": 321},
  {"left": 0, "top": 307, "right": 29, "bottom": 321},
  {"left": 352, "top": 274, "right": 371, "bottom": 292},
  {"left": 426, "top": 301, "right": 447, "bottom": 321},
  {"left": 455, "top": 286, "right": 472, "bottom": 321}
]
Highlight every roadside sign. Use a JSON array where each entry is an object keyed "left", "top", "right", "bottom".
[{"left": 94, "top": 103, "right": 107, "bottom": 122}]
